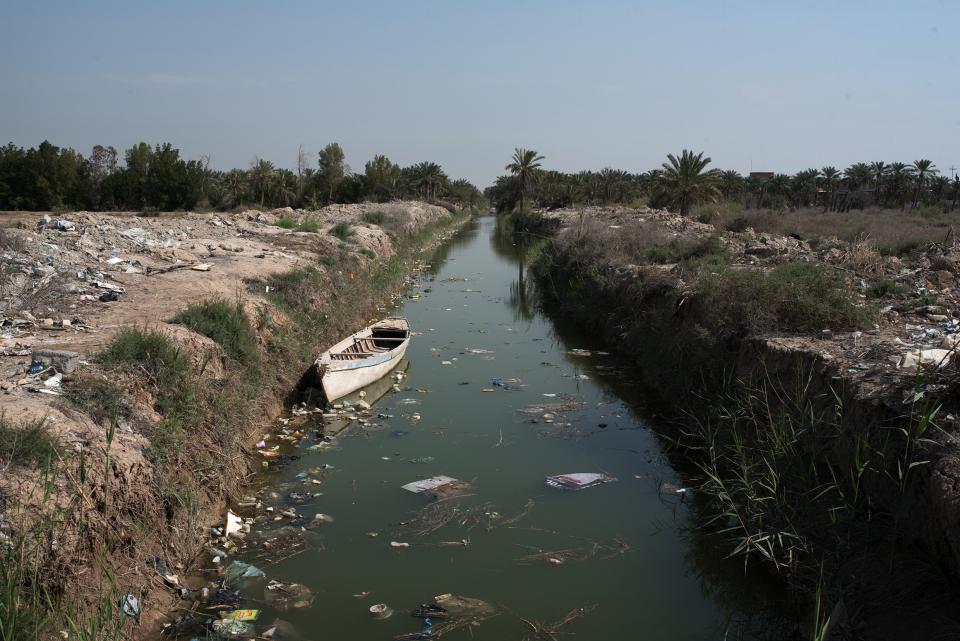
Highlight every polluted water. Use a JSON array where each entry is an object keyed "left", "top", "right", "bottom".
[{"left": 178, "top": 217, "right": 794, "bottom": 640}]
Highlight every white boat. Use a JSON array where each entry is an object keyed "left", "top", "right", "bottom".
[{"left": 315, "top": 317, "right": 410, "bottom": 402}]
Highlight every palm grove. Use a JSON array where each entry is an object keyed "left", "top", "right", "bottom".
[
  {"left": 0, "top": 140, "right": 484, "bottom": 212},
  {"left": 488, "top": 149, "right": 960, "bottom": 216}
]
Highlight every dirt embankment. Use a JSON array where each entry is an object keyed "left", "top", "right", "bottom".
[
  {"left": 0, "top": 201, "right": 462, "bottom": 635},
  {"left": 526, "top": 205, "right": 960, "bottom": 636}
]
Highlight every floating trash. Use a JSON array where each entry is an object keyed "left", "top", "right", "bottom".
[{"left": 545, "top": 473, "right": 616, "bottom": 490}]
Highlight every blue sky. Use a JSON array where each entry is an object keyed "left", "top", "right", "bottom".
[{"left": 2, "top": 0, "right": 958, "bottom": 186}]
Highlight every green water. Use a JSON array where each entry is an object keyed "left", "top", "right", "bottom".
[{"left": 226, "top": 217, "right": 792, "bottom": 640}]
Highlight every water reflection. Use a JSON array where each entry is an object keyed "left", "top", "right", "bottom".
[{"left": 492, "top": 216, "right": 539, "bottom": 322}]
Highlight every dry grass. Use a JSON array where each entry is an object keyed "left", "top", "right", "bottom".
[
  {"left": 699, "top": 205, "right": 956, "bottom": 252},
  {"left": 0, "top": 227, "right": 26, "bottom": 252},
  {"left": 843, "top": 235, "right": 884, "bottom": 275},
  {"left": 556, "top": 218, "right": 721, "bottom": 267}
]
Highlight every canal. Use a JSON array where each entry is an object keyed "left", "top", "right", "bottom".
[{"left": 220, "top": 216, "right": 791, "bottom": 640}]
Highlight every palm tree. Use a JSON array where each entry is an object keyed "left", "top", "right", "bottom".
[
  {"left": 718, "top": 170, "right": 744, "bottom": 200},
  {"left": 842, "top": 163, "right": 872, "bottom": 210},
  {"left": 224, "top": 169, "right": 248, "bottom": 208},
  {"left": 819, "top": 166, "right": 840, "bottom": 211},
  {"left": 767, "top": 174, "right": 792, "bottom": 207},
  {"left": 870, "top": 161, "right": 888, "bottom": 206},
  {"left": 272, "top": 169, "right": 297, "bottom": 207},
  {"left": 930, "top": 175, "right": 950, "bottom": 202},
  {"left": 657, "top": 150, "right": 720, "bottom": 216},
  {"left": 249, "top": 158, "right": 275, "bottom": 207},
  {"left": 887, "top": 162, "right": 913, "bottom": 209},
  {"left": 598, "top": 167, "right": 629, "bottom": 204},
  {"left": 505, "top": 148, "right": 545, "bottom": 213},
  {"left": 790, "top": 169, "right": 819, "bottom": 208},
  {"left": 573, "top": 171, "right": 598, "bottom": 204},
  {"left": 407, "top": 162, "right": 447, "bottom": 201},
  {"left": 910, "top": 159, "right": 937, "bottom": 210}
]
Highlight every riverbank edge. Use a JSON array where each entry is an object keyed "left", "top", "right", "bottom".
[
  {"left": 2, "top": 208, "right": 475, "bottom": 639},
  {"left": 515, "top": 209, "right": 960, "bottom": 634},
  {"left": 143, "top": 210, "right": 476, "bottom": 636}
]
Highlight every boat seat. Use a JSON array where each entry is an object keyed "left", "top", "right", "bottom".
[{"left": 330, "top": 352, "right": 374, "bottom": 360}]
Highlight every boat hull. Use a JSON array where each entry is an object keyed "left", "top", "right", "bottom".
[{"left": 320, "top": 341, "right": 408, "bottom": 401}]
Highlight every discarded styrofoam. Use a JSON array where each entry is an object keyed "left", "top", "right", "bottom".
[
  {"left": 225, "top": 511, "right": 243, "bottom": 537},
  {"left": 900, "top": 348, "right": 953, "bottom": 370},
  {"left": 401, "top": 475, "right": 458, "bottom": 494},
  {"left": 92, "top": 280, "right": 125, "bottom": 294},
  {"left": 545, "top": 473, "right": 616, "bottom": 490},
  {"left": 31, "top": 349, "right": 79, "bottom": 374}
]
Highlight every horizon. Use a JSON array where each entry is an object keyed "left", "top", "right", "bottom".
[{"left": 3, "top": 0, "right": 959, "bottom": 188}]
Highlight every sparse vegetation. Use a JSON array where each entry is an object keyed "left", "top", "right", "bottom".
[
  {"left": 100, "top": 328, "right": 196, "bottom": 459},
  {"left": 64, "top": 377, "right": 130, "bottom": 427},
  {"left": 172, "top": 298, "right": 259, "bottom": 366},
  {"left": 0, "top": 413, "right": 60, "bottom": 470},
  {"left": 329, "top": 221, "right": 354, "bottom": 241},
  {"left": 867, "top": 278, "right": 909, "bottom": 299},
  {"left": 274, "top": 216, "right": 295, "bottom": 229},
  {"left": 296, "top": 216, "right": 320, "bottom": 233},
  {"left": 361, "top": 210, "right": 386, "bottom": 225}
]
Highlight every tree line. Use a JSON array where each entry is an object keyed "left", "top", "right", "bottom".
[
  {"left": 487, "top": 149, "right": 960, "bottom": 216},
  {"left": 0, "top": 140, "right": 484, "bottom": 212}
]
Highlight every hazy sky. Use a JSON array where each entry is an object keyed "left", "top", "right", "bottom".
[{"left": 3, "top": 0, "right": 958, "bottom": 187}]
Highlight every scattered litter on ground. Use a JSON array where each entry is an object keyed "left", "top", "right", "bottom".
[{"left": 120, "top": 593, "right": 140, "bottom": 617}]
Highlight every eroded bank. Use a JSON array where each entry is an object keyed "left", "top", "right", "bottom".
[{"left": 0, "top": 202, "right": 470, "bottom": 637}]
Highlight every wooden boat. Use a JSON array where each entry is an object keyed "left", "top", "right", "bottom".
[{"left": 315, "top": 317, "right": 410, "bottom": 402}]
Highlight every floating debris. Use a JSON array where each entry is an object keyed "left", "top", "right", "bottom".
[{"left": 545, "top": 473, "right": 616, "bottom": 490}]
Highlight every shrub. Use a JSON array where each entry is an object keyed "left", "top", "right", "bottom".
[
  {"left": 100, "top": 328, "right": 197, "bottom": 454},
  {"left": 65, "top": 378, "right": 130, "bottom": 427},
  {"left": 694, "top": 262, "right": 873, "bottom": 336},
  {"left": 358, "top": 248, "right": 376, "bottom": 259},
  {"left": 915, "top": 205, "right": 945, "bottom": 220},
  {"left": 878, "top": 238, "right": 927, "bottom": 258},
  {"left": 639, "top": 235, "right": 727, "bottom": 266},
  {"left": 361, "top": 211, "right": 386, "bottom": 225},
  {"left": 317, "top": 254, "right": 335, "bottom": 267},
  {"left": 275, "top": 217, "right": 295, "bottom": 230},
  {"left": 171, "top": 298, "right": 259, "bottom": 366},
  {"left": 101, "top": 328, "right": 189, "bottom": 383},
  {"left": 297, "top": 216, "right": 320, "bottom": 233},
  {"left": 867, "top": 278, "right": 909, "bottom": 299},
  {"left": 0, "top": 413, "right": 60, "bottom": 469},
  {"left": 724, "top": 216, "right": 751, "bottom": 233},
  {"left": 329, "top": 222, "right": 354, "bottom": 241}
]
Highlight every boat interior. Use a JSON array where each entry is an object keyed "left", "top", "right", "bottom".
[{"left": 329, "top": 325, "right": 409, "bottom": 361}]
